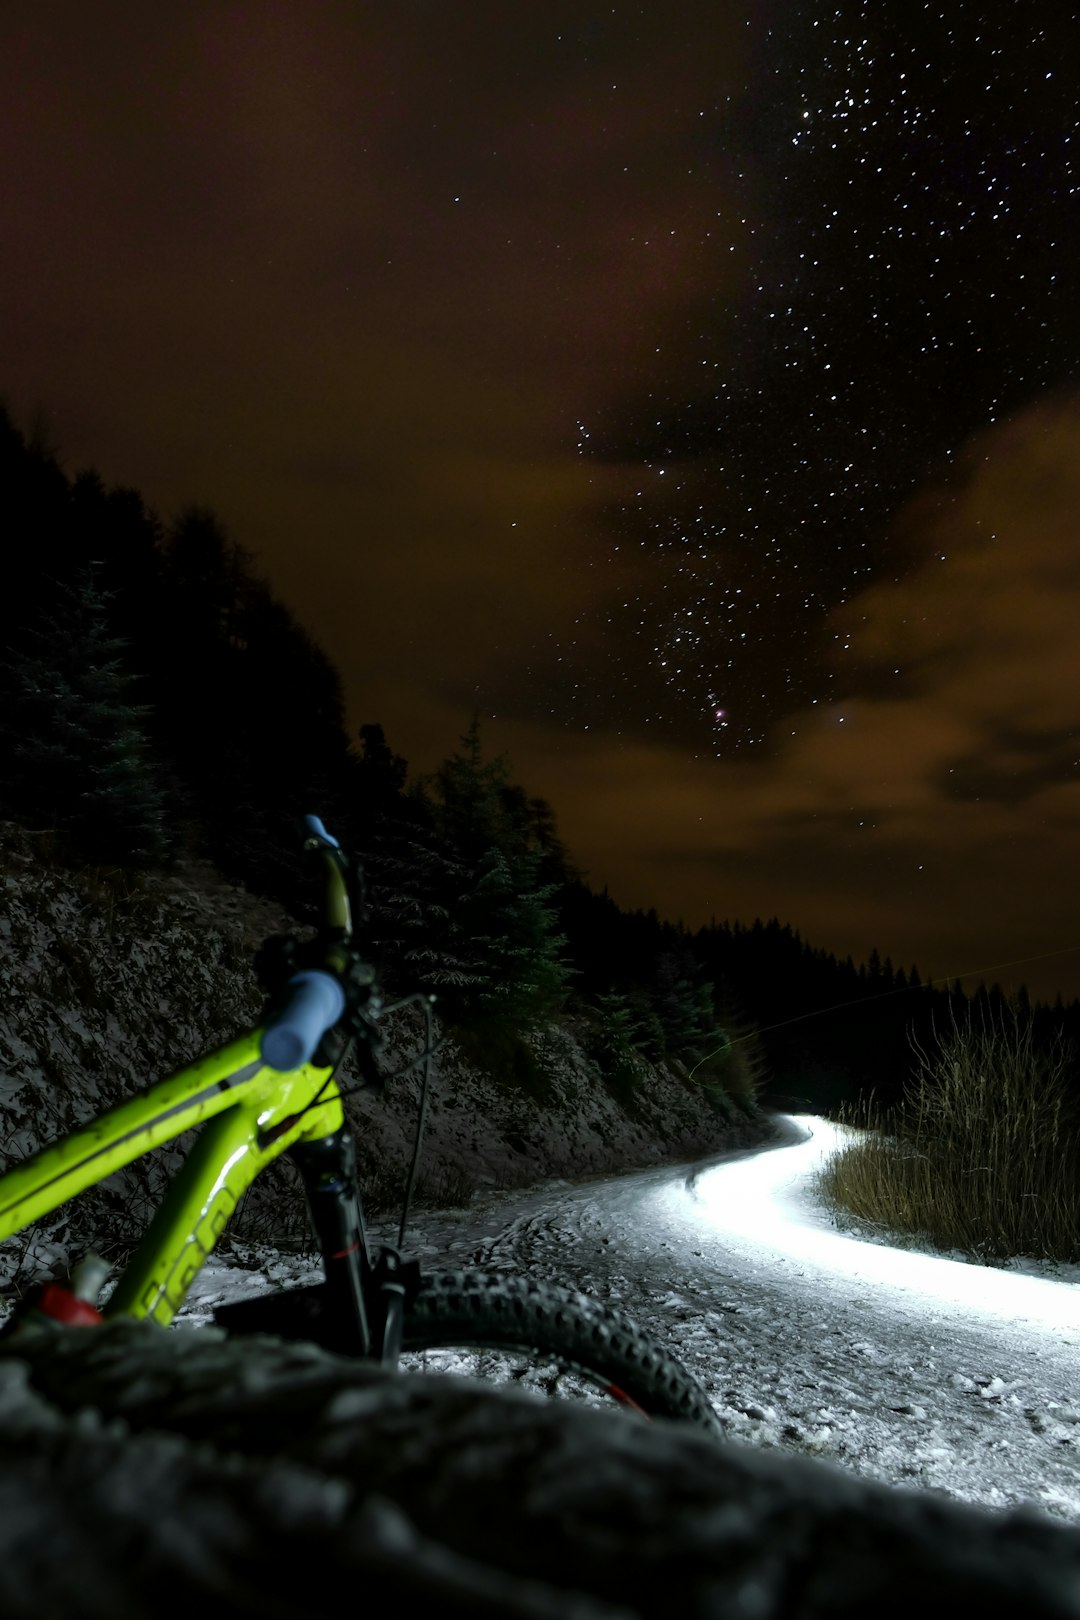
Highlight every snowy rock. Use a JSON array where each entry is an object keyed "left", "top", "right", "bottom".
[{"left": 3, "top": 1320, "right": 1080, "bottom": 1619}]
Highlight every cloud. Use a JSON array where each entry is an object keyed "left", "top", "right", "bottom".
[
  {"left": 843, "top": 403, "right": 1080, "bottom": 736},
  {"left": 493, "top": 400, "right": 1080, "bottom": 1000}
]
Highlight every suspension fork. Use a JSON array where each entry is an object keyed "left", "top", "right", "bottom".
[{"left": 290, "top": 1129, "right": 374, "bottom": 1357}]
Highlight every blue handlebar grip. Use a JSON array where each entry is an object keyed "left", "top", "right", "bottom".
[
  {"left": 260, "top": 970, "right": 346, "bottom": 1072},
  {"left": 302, "top": 813, "right": 340, "bottom": 849}
]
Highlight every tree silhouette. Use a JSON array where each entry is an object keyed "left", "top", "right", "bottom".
[
  {"left": 0, "top": 565, "right": 168, "bottom": 864},
  {"left": 421, "top": 720, "right": 571, "bottom": 1028}
]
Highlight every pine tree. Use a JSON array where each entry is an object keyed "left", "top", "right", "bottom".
[
  {"left": 652, "top": 948, "right": 717, "bottom": 1060},
  {"left": 422, "top": 721, "right": 571, "bottom": 1029},
  {"left": 625, "top": 988, "right": 667, "bottom": 1062},
  {"left": 707, "top": 994, "right": 768, "bottom": 1114},
  {"left": 356, "top": 724, "right": 408, "bottom": 810},
  {"left": 586, "top": 989, "right": 646, "bottom": 1102},
  {"left": 459, "top": 846, "right": 571, "bottom": 1027},
  {"left": 0, "top": 565, "right": 167, "bottom": 864},
  {"left": 429, "top": 714, "right": 517, "bottom": 861},
  {"left": 359, "top": 810, "right": 488, "bottom": 995}
]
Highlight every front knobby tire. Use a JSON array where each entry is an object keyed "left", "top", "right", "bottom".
[{"left": 401, "top": 1269, "right": 721, "bottom": 1435}]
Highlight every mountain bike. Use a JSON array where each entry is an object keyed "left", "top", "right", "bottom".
[{"left": 0, "top": 815, "right": 720, "bottom": 1432}]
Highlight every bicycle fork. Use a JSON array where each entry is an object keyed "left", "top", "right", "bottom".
[{"left": 290, "top": 1130, "right": 413, "bottom": 1364}]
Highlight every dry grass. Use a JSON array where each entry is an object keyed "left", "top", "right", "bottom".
[{"left": 819, "top": 1005, "right": 1080, "bottom": 1263}]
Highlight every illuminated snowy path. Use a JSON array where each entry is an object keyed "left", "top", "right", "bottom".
[
  {"left": 186, "top": 1115, "right": 1080, "bottom": 1521},
  {"left": 405, "top": 1115, "right": 1080, "bottom": 1521}
]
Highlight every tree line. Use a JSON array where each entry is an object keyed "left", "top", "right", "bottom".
[{"left": 2, "top": 403, "right": 1075, "bottom": 1112}]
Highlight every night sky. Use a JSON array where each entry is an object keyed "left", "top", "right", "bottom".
[{"left": 3, "top": 3, "right": 1079, "bottom": 999}]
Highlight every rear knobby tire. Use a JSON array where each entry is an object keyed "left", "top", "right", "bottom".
[{"left": 402, "top": 1269, "right": 721, "bottom": 1435}]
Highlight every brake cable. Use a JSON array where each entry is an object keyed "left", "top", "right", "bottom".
[{"left": 395, "top": 992, "right": 437, "bottom": 1250}]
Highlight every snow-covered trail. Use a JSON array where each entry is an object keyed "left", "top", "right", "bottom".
[
  {"left": 186, "top": 1114, "right": 1080, "bottom": 1522},
  {"left": 395, "top": 1115, "right": 1080, "bottom": 1521}
]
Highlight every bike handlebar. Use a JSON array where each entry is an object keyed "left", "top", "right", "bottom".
[
  {"left": 260, "top": 969, "right": 346, "bottom": 1072},
  {"left": 301, "top": 813, "right": 339, "bottom": 849}
]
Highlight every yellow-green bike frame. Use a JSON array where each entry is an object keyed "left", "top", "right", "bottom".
[
  {"left": 0, "top": 818, "right": 403, "bottom": 1359},
  {"left": 0, "top": 1032, "right": 343, "bottom": 1327}
]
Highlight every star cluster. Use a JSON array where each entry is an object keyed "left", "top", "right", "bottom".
[{"left": 568, "top": 1, "right": 1078, "bottom": 754}]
